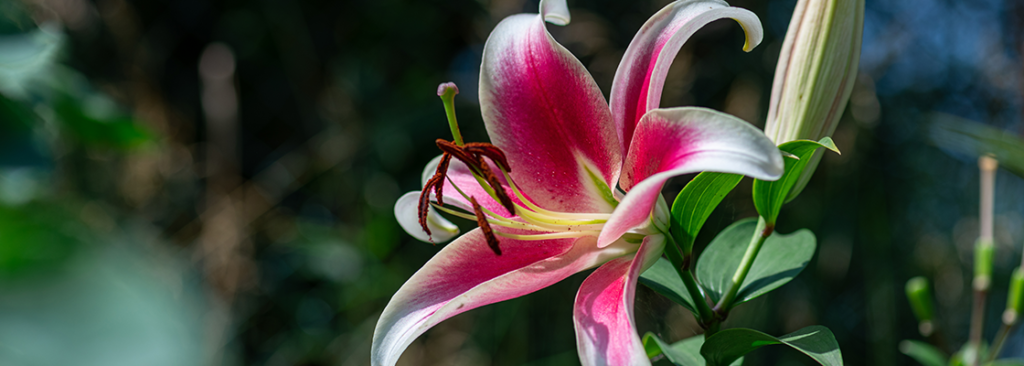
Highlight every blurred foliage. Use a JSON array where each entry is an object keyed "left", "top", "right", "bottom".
[{"left": 0, "top": 0, "right": 1021, "bottom": 365}]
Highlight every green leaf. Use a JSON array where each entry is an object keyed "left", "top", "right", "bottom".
[
  {"left": 700, "top": 326, "right": 842, "bottom": 366},
  {"left": 989, "top": 360, "right": 1024, "bottom": 366},
  {"left": 898, "top": 340, "right": 946, "bottom": 366},
  {"left": 640, "top": 257, "right": 698, "bottom": 315},
  {"left": 752, "top": 137, "right": 839, "bottom": 224},
  {"left": 929, "top": 112, "right": 1024, "bottom": 179},
  {"left": 642, "top": 333, "right": 742, "bottom": 366},
  {"left": 696, "top": 219, "right": 816, "bottom": 306},
  {"left": 52, "top": 94, "right": 155, "bottom": 150},
  {"left": 670, "top": 172, "right": 742, "bottom": 251}
]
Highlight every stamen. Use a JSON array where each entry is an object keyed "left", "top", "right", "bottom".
[
  {"left": 463, "top": 142, "right": 511, "bottom": 172},
  {"left": 433, "top": 153, "right": 453, "bottom": 206},
  {"left": 470, "top": 196, "right": 502, "bottom": 256},
  {"left": 435, "top": 139, "right": 516, "bottom": 215}
]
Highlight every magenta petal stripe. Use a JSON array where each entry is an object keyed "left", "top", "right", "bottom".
[
  {"left": 479, "top": 9, "right": 621, "bottom": 214},
  {"left": 371, "top": 230, "right": 637, "bottom": 366},
  {"left": 574, "top": 234, "right": 666, "bottom": 366},
  {"left": 609, "top": 0, "right": 762, "bottom": 156},
  {"left": 597, "top": 107, "right": 783, "bottom": 248}
]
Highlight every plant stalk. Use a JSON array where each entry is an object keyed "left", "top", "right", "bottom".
[
  {"left": 664, "top": 234, "right": 715, "bottom": 326},
  {"left": 713, "top": 216, "right": 774, "bottom": 314}
]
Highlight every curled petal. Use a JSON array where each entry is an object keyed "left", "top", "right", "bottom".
[
  {"left": 480, "top": 5, "right": 621, "bottom": 214},
  {"left": 372, "top": 230, "right": 637, "bottom": 366},
  {"left": 610, "top": 0, "right": 762, "bottom": 156},
  {"left": 598, "top": 107, "right": 782, "bottom": 247},
  {"left": 395, "top": 191, "right": 459, "bottom": 243},
  {"left": 574, "top": 234, "right": 666, "bottom": 366}
]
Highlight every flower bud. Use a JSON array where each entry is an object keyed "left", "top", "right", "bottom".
[
  {"left": 905, "top": 276, "right": 936, "bottom": 336},
  {"left": 764, "top": 0, "right": 864, "bottom": 200}
]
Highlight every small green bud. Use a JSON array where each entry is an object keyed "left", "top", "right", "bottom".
[
  {"left": 1003, "top": 268, "right": 1024, "bottom": 325},
  {"left": 905, "top": 276, "right": 936, "bottom": 336},
  {"left": 973, "top": 239, "right": 994, "bottom": 291}
]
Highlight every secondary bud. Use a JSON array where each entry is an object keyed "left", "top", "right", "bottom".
[
  {"left": 905, "top": 276, "right": 936, "bottom": 336},
  {"left": 1003, "top": 268, "right": 1024, "bottom": 325},
  {"left": 764, "top": 0, "right": 864, "bottom": 200}
]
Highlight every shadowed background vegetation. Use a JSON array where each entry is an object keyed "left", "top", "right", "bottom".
[{"left": 0, "top": 0, "right": 1023, "bottom": 365}]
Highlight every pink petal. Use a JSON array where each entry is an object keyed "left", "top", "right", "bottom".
[
  {"left": 610, "top": 0, "right": 762, "bottom": 156},
  {"left": 574, "top": 234, "right": 666, "bottom": 366},
  {"left": 372, "top": 230, "right": 637, "bottom": 366},
  {"left": 597, "top": 107, "right": 782, "bottom": 247},
  {"left": 479, "top": 4, "right": 621, "bottom": 214}
]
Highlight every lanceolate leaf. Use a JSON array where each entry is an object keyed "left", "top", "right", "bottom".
[
  {"left": 752, "top": 137, "right": 839, "bottom": 224},
  {"left": 701, "top": 326, "right": 842, "bottom": 366},
  {"left": 639, "top": 257, "right": 698, "bottom": 315},
  {"left": 929, "top": 112, "right": 1024, "bottom": 179},
  {"left": 696, "top": 219, "right": 816, "bottom": 307},
  {"left": 670, "top": 172, "right": 743, "bottom": 251},
  {"left": 898, "top": 340, "right": 946, "bottom": 366}
]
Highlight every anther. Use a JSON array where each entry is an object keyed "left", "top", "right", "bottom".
[
  {"left": 470, "top": 196, "right": 502, "bottom": 256},
  {"left": 435, "top": 139, "right": 516, "bottom": 215}
]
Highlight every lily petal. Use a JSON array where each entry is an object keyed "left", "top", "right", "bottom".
[
  {"left": 395, "top": 191, "right": 460, "bottom": 243},
  {"left": 574, "top": 234, "right": 666, "bottom": 366},
  {"left": 371, "top": 229, "right": 636, "bottom": 366},
  {"left": 598, "top": 107, "right": 782, "bottom": 247},
  {"left": 479, "top": 0, "right": 621, "bottom": 214},
  {"left": 610, "top": 0, "right": 762, "bottom": 156}
]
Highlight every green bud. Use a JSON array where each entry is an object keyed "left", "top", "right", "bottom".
[
  {"left": 973, "top": 239, "right": 994, "bottom": 291},
  {"left": 764, "top": 0, "right": 864, "bottom": 201},
  {"left": 905, "top": 276, "right": 936, "bottom": 336},
  {"left": 1003, "top": 268, "right": 1024, "bottom": 325}
]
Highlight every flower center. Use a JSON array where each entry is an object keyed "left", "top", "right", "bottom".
[
  {"left": 421, "top": 81, "right": 629, "bottom": 255},
  {"left": 418, "top": 139, "right": 625, "bottom": 256}
]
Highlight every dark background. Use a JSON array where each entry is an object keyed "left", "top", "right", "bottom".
[{"left": 0, "top": 0, "right": 1023, "bottom": 365}]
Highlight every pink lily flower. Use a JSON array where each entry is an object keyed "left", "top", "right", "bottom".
[{"left": 376, "top": 0, "right": 784, "bottom": 365}]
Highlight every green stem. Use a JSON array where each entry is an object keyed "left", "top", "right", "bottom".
[
  {"left": 664, "top": 234, "right": 715, "bottom": 327},
  {"left": 986, "top": 323, "right": 1012, "bottom": 363},
  {"left": 713, "top": 216, "right": 773, "bottom": 313}
]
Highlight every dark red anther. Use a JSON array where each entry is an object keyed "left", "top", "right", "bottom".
[
  {"left": 463, "top": 142, "right": 512, "bottom": 172},
  {"left": 417, "top": 153, "right": 454, "bottom": 239},
  {"left": 433, "top": 139, "right": 516, "bottom": 216},
  {"left": 470, "top": 196, "right": 501, "bottom": 256}
]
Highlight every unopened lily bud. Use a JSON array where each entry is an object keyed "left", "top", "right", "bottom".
[
  {"left": 905, "top": 276, "right": 936, "bottom": 336},
  {"left": 764, "top": 0, "right": 864, "bottom": 200}
]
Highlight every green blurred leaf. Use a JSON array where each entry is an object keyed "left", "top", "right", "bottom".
[
  {"left": 643, "top": 332, "right": 743, "bottom": 366},
  {"left": 52, "top": 94, "right": 155, "bottom": 150},
  {"left": 989, "top": 360, "right": 1024, "bottom": 366},
  {"left": 0, "top": 203, "right": 87, "bottom": 278},
  {"left": 929, "top": 113, "right": 1024, "bottom": 179},
  {"left": 898, "top": 340, "right": 947, "bottom": 366},
  {"left": 752, "top": 138, "right": 838, "bottom": 224},
  {"left": 701, "top": 326, "right": 842, "bottom": 366},
  {"left": 640, "top": 257, "right": 698, "bottom": 315},
  {"left": 696, "top": 218, "right": 816, "bottom": 306},
  {"left": 670, "top": 172, "right": 742, "bottom": 251},
  {"left": 0, "top": 26, "right": 61, "bottom": 98}
]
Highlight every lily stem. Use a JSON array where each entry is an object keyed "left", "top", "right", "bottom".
[
  {"left": 664, "top": 233, "right": 716, "bottom": 329},
  {"left": 713, "top": 216, "right": 773, "bottom": 315}
]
